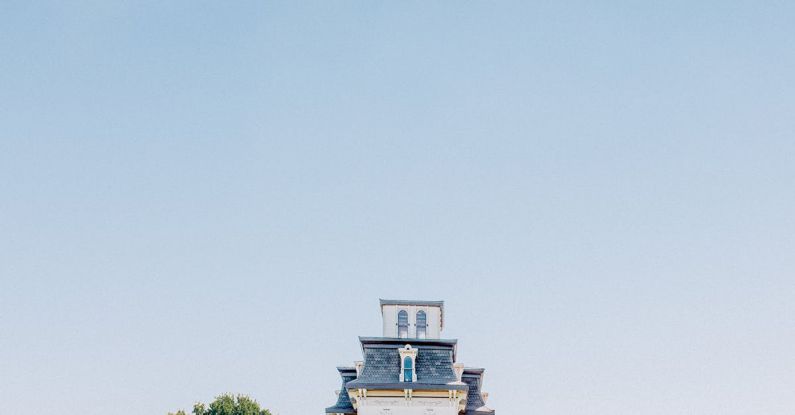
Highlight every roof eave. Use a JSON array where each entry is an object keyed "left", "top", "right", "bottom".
[{"left": 345, "top": 381, "right": 469, "bottom": 391}]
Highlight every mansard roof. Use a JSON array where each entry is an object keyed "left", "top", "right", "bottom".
[
  {"left": 325, "top": 367, "right": 357, "bottom": 414},
  {"left": 345, "top": 337, "right": 466, "bottom": 391},
  {"left": 357, "top": 337, "right": 458, "bottom": 361},
  {"left": 357, "top": 337, "right": 457, "bottom": 347},
  {"left": 462, "top": 368, "right": 494, "bottom": 415}
]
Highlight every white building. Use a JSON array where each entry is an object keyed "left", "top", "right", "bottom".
[{"left": 325, "top": 300, "right": 494, "bottom": 415}]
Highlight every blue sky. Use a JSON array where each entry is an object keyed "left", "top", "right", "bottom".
[{"left": 1, "top": 1, "right": 794, "bottom": 414}]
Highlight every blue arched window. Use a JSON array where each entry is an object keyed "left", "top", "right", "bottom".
[
  {"left": 416, "top": 311, "right": 427, "bottom": 339},
  {"left": 398, "top": 310, "right": 408, "bottom": 338},
  {"left": 403, "top": 356, "right": 413, "bottom": 382}
]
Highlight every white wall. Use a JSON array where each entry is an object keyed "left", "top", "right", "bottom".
[
  {"left": 357, "top": 397, "right": 459, "bottom": 415},
  {"left": 381, "top": 304, "right": 442, "bottom": 339},
  {"left": 382, "top": 305, "right": 397, "bottom": 336},
  {"left": 426, "top": 307, "right": 441, "bottom": 339}
]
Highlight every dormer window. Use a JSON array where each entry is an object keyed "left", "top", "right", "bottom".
[
  {"left": 416, "top": 310, "right": 427, "bottom": 339},
  {"left": 397, "top": 310, "right": 408, "bottom": 338},
  {"left": 398, "top": 344, "right": 417, "bottom": 382}
]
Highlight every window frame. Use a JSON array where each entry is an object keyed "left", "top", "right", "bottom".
[
  {"left": 403, "top": 356, "right": 413, "bottom": 382},
  {"left": 398, "top": 344, "right": 418, "bottom": 383},
  {"left": 397, "top": 309, "right": 409, "bottom": 338},
  {"left": 416, "top": 310, "right": 427, "bottom": 339}
]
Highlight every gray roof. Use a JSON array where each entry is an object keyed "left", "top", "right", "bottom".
[
  {"left": 346, "top": 337, "right": 464, "bottom": 391},
  {"left": 358, "top": 337, "right": 457, "bottom": 346},
  {"left": 462, "top": 369, "right": 494, "bottom": 415},
  {"left": 358, "top": 337, "right": 458, "bottom": 361},
  {"left": 325, "top": 367, "right": 357, "bottom": 414}
]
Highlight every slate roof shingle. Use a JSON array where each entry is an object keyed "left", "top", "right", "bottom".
[
  {"left": 325, "top": 367, "right": 357, "bottom": 414},
  {"left": 345, "top": 338, "right": 463, "bottom": 390},
  {"left": 462, "top": 369, "right": 495, "bottom": 415}
]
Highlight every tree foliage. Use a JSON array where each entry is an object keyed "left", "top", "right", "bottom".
[{"left": 169, "top": 394, "right": 271, "bottom": 415}]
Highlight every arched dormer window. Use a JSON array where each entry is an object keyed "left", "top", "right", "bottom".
[
  {"left": 403, "top": 356, "right": 413, "bottom": 382},
  {"left": 397, "top": 310, "right": 408, "bottom": 338},
  {"left": 416, "top": 310, "right": 427, "bottom": 339},
  {"left": 399, "top": 344, "right": 417, "bottom": 382}
]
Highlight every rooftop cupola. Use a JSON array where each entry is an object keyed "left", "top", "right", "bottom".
[{"left": 379, "top": 299, "right": 444, "bottom": 339}]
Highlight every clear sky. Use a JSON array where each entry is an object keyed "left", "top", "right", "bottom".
[{"left": 1, "top": 1, "right": 794, "bottom": 414}]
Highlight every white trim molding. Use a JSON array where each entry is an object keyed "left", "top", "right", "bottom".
[{"left": 398, "top": 344, "right": 418, "bottom": 383}]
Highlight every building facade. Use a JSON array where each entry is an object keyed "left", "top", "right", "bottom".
[{"left": 325, "top": 300, "right": 494, "bottom": 415}]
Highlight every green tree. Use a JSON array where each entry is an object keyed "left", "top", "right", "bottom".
[{"left": 169, "top": 394, "right": 271, "bottom": 415}]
